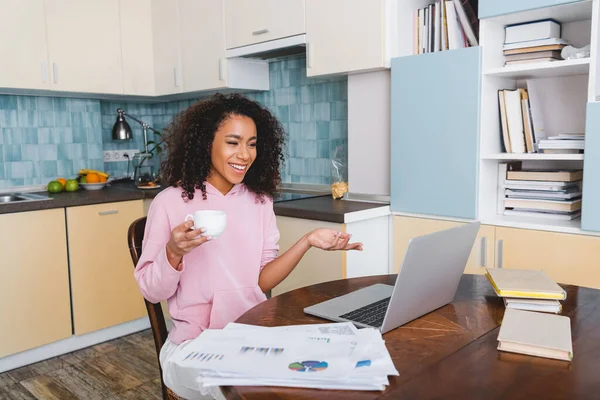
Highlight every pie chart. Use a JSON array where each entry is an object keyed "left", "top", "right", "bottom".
[{"left": 288, "top": 360, "right": 329, "bottom": 372}]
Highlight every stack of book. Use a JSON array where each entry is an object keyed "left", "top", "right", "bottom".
[
  {"left": 413, "top": 0, "right": 478, "bottom": 55},
  {"left": 503, "top": 19, "right": 568, "bottom": 65},
  {"left": 538, "top": 134, "right": 585, "bottom": 154},
  {"left": 498, "top": 165, "right": 583, "bottom": 220},
  {"left": 498, "top": 88, "right": 535, "bottom": 153},
  {"left": 485, "top": 268, "right": 573, "bottom": 362},
  {"left": 485, "top": 268, "right": 567, "bottom": 314}
]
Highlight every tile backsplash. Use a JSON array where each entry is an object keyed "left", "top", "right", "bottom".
[{"left": 0, "top": 56, "right": 347, "bottom": 189}]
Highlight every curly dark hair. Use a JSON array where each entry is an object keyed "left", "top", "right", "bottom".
[{"left": 160, "top": 93, "right": 286, "bottom": 201}]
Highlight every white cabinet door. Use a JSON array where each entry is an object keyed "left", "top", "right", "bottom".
[
  {"left": 179, "top": 0, "right": 226, "bottom": 92},
  {"left": 306, "top": 0, "right": 386, "bottom": 77},
  {"left": 225, "top": 0, "right": 305, "bottom": 49},
  {"left": 119, "top": 0, "right": 155, "bottom": 96},
  {"left": 45, "top": 0, "right": 124, "bottom": 94},
  {"left": 0, "top": 0, "right": 50, "bottom": 90},
  {"left": 152, "top": 0, "right": 182, "bottom": 95}
]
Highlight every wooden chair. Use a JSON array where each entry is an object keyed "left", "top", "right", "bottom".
[{"left": 127, "top": 217, "right": 184, "bottom": 400}]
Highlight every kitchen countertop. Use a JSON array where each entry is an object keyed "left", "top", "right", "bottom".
[{"left": 0, "top": 182, "right": 389, "bottom": 223}]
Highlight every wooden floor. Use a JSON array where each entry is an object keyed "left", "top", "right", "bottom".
[{"left": 0, "top": 329, "right": 169, "bottom": 400}]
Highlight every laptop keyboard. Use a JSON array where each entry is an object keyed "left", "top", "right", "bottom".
[{"left": 339, "top": 297, "right": 391, "bottom": 327}]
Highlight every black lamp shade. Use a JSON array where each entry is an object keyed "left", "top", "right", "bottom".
[{"left": 112, "top": 109, "right": 132, "bottom": 140}]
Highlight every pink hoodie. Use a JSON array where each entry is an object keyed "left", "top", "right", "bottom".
[{"left": 134, "top": 182, "right": 280, "bottom": 344}]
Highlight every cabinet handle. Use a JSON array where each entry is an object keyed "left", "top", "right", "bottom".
[
  {"left": 252, "top": 29, "right": 269, "bottom": 36},
  {"left": 480, "top": 237, "right": 487, "bottom": 267},
  {"left": 41, "top": 62, "right": 47, "bottom": 83},
  {"left": 52, "top": 62, "right": 59, "bottom": 84},
  {"left": 496, "top": 239, "right": 504, "bottom": 268},
  {"left": 219, "top": 58, "right": 225, "bottom": 81},
  {"left": 98, "top": 210, "right": 119, "bottom": 216},
  {"left": 173, "top": 67, "right": 181, "bottom": 87}
]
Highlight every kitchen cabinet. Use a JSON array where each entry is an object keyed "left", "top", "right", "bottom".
[
  {"left": 478, "top": 0, "right": 584, "bottom": 19},
  {"left": 390, "top": 47, "right": 481, "bottom": 219},
  {"left": 392, "top": 216, "right": 495, "bottom": 276},
  {"left": 224, "top": 0, "right": 305, "bottom": 49},
  {"left": 305, "top": 0, "right": 387, "bottom": 77},
  {"left": 151, "top": 0, "right": 182, "bottom": 95},
  {"left": 582, "top": 102, "right": 600, "bottom": 232},
  {"left": 0, "top": 0, "right": 50, "bottom": 91},
  {"left": 271, "top": 216, "right": 345, "bottom": 297},
  {"left": 179, "top": 0, "right": 226, "bottom": 92},
  {"left": 0, "top": 209, "right": 72, "bottom": 358},
  {"left": 495, "top": 226, "right": 600, "bottom": 289},
  {"left": 119, "top": 0, "right": 155, "bottom": 96},
  {"left": 45, "top": 0, "right": 124, "bottom": 94},
  {"left": 67, "top": 200, "right": 146, "bottom": 335}
]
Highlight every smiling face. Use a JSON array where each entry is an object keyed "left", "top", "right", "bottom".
[{"left": 207, "top": 114, "right": 257, "bottom": 195}]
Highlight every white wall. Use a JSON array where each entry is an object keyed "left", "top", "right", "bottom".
[{"left": 348, "top": 70, "right": 391, "bottom": 196}]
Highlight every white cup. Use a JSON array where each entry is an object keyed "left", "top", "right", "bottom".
[{"left": 185, "top": 210, "right": 227, "bottom": 238}]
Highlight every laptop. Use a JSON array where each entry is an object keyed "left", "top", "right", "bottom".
[{"left": 303, "top": 222, "right": 480, "bottom": 334}]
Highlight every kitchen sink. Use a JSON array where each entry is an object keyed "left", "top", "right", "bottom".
[{"left": 0, "top": 192, "right": 53, "bottom": 204}]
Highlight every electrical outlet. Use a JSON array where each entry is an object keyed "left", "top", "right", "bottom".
[{"left": 103, "top": 149, "right": 140, "bottom": 162}]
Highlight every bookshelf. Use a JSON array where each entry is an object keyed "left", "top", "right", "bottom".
[{"left": 478, "top": 0, "right": 598, "bottom": 235}]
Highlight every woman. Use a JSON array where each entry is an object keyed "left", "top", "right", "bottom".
[{"left": 134, "top": 93, "right": 362, "bottom": 399}]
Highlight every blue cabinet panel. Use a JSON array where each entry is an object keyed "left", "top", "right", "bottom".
[
  {"left": 390, "top": 47, "right": 481, "bottom": 219},
  {"left": 582, "top": 102, "right": 600, "bottom": 232},
  {"left": 479, "top": 0, "right": 584, "bottom": 19}
]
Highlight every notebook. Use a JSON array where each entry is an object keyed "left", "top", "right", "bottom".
[
  {"left": 503, "top": 297, "right": 562, "bottom": 314},
  {"left": 497, "top": 309, "right": 573, "bottom": 361},
  {"left": 485, "top": 268, "right": 567, "bottom": 300}
]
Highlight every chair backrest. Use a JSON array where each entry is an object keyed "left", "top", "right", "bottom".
[{"left": 127, "top": 216, "right": 170, "bottom": 399}]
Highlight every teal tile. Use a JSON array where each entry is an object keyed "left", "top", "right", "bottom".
[
  {"left": 317, "top": 140, "right": 330, "bottom": 158},
  {"left": 17, "top": 96, "right": 37, "bottom": 110},
  {"left": 39, "top": 160, "right": 58, "bottom": 177},
  {"left": 86, "top": 127, "right": 102, "bottom": 144},
  {"left": 38, "top": 144, "right": 58, "bottom": 161},
  {"left": 329, "top": 120, "right": 347, "bottom": 139},
  {"left": 331, "top": 102, "right": 347, "bottom": 120},
  {"left": 303, "top": 140, "right": 317, "bottom": 158},
  {"left": 67, "top": 98, "right": 87, "bottom": 112},
  {"left": 19, "top": 128, "right": 38, "bottom": 144},
  {"left": 39, "top": 111, "right": 55, "bottom": 127},
  {"left": 5, "top": 161, "right": 34, "bottom": 179},
  {"left": 52, "top": 97, "right": 69, "bottom": 112},
  {"left": 289, "top": 69, "right": 303, "bottom": 87},
  {"left": 313, "top": 85, "right": 329, "bottom": 102},
  {"left": 85, "top": 113, "right": 101, "bottom": 129},
  {"left": 17, "top": 110, "right": 38, "bottom": 127},
  {"left": 71, "top": 112, "right": 85, "bottom": 128},
  {"left": 289, "top": 158, "right": 304, "bottom": 175},
  {"left": 72, "top": 127, "right": 87, "bottom": 143},
  {"left": 0, "top": 163, "right": 4, "bottom": 179},
  {"left": 301, "top": 104, "right": 313, "bottom": 121},
  {"left": 313, "top": 103, "right": 330, "bottom": 121},
  {"left": 87, "top": 143, "right": 103, "bottom": 159},
  {"left": 288, "top": 122, "right": 303, "bottom": 138},
  {"left": 57, "top": 160, "right": 73, "bottom": 176},
  {"left": 288, "top": 87, "right": 300, "bottom": 104},
  {"left": 58, "top": 127, "right": 73, "bottom": 143},
  {"left": 36, "top": 97, "right": 54, "bottom": 111},
  {"left": 289, "top": 104, "right": 302, "bottom": 122},
  {"left": 276, "top": 106, "right": 289, "bottom": 124},
  {"left": 316, "top": 122, "right": 330, "bottom": 139},
  {"left": 20, "top": 144, "right": 39, "bottom": 161},
  {"left": 0, "top": 96, "right": 18, "bottom": 110},
  {"left": 86, "top": 99, "right": 100, "bottom": 112},
  {"left": 3, "top": 145, "right": 21, "bottom": 161},
  {"left": 102, "top": 115, "right": 115, "bottom": 129},
  {"left": 54, "top": 111, "right": 71, "bottom": 127},
  {"left": 300, "top": 86, "right": 313, "bottom": 104},
  {"left": 0, "top": 110, "right": 18, "bottom": 127},
  {"left": 53, "top": 97, "right": 67, "bottom": 112},
  {"left": 7, "top": 178, "right": 25, "bottom": 186}
]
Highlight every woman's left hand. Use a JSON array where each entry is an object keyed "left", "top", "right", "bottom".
[{"left": 307, "top": 229, "right": 363, "bottom": 251}]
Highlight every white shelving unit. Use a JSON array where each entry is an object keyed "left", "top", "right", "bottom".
[{"left": 478, "top": 0, "right": 599, "bottom": 235}]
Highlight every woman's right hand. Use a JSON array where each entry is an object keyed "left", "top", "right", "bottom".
[{"left": 165, "top": 220, "right": 211, "bottom": 269}]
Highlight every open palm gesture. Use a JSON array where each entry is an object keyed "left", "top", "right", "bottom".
[{"left": 308, "top": 229, "right": 363, "bottom": 251}]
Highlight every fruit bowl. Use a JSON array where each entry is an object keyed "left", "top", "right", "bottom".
[{"left": 79, "top": 182, "right": 107, "bottom": 191}]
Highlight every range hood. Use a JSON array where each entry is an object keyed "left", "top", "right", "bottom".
[{"left": 225, "top": 34, "right": 307, "bottom": 60}]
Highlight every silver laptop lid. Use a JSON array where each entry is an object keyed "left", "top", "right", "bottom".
[{"left": 380, "top": 222, "right": 480, "bottom": 333}]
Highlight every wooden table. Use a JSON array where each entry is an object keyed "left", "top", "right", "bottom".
[{"left": 222, "top": 274, "right": 600, "bottom": 399}]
